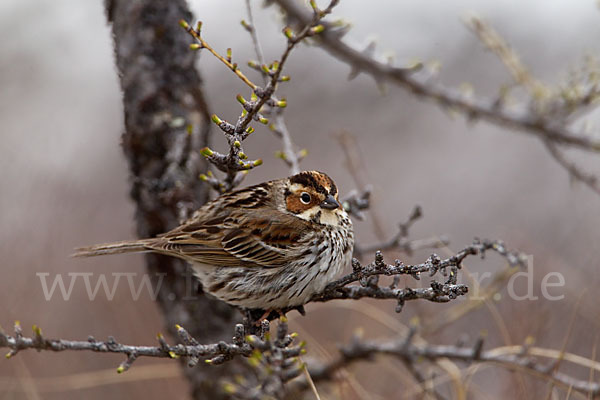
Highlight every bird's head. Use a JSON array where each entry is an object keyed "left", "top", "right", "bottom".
[{"left": 283, "top": 171, "right": 346, "bottom": 226}]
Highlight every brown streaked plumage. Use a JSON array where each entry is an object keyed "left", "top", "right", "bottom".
[{"left": 73, "top": 171, "right": 354, "bottom": 310}]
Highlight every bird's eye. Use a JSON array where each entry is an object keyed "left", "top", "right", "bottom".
[{"left": 300, "top": 192, "right": 311, "bottom": 204}]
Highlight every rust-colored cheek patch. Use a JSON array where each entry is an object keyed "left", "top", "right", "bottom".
[{"left": 286, "top": 195, "right": 311, "bottom": 214}]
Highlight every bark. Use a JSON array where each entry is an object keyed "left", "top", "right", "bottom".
[{"left": 105, "top": 0, "right": 244, "bottom": 398}]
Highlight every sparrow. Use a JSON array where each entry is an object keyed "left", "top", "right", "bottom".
[{"left": 74, "top": 171, "right": 354, "bottom": 310}]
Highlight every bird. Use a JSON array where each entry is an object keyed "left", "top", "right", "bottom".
[{"left": 73, "top": 171, "right": 354, "bottom": 311}]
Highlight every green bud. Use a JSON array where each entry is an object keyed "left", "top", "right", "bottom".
[
  {"left": 33, "top": 325, "right": 42, "bottom": 337},
  {"left": 179, "top": 20, "right": 189, "bottom": 29},
  {"left": 116, "top": 366, "right": 125, "bottom": 374},
  {"left": 283, "top": 27, "right": 294, "bottom": 39},
  {"left": 247, "top": 60, "right": 257, "bottom": 68},
  {"left": 280, "top": 75, "right": 291, "bottom": 82},
  {"left": 200, "top": 147, "right": 214, "bottom": 157},
  {"left": 236, "top": 94, "right": 246, "bottom": 105},
  {"left": 239, "top": 152, "right": 247, "bottom": 160},
  {"left": 211, "top": 114, "right": 222, "bottom": 125},
  {"left": 245, "top": 126, "right": 254, "bottom": 134},
  {"left": 226, "top": 48, "right": 232, "bottom": 61},
  {"left": 199, "top": 174, "right": 208, "bottom": 181},
  {"left": 196, "top": 21, "right": 203, "bottom": 33},
  {"left": 233, "top": 140, "right": 241, "bottom": 148},
  {"left": 311, "top": 25, "right": 325, "bottom": 34},
  {"left": 261, "top": 64, "right": 270, "bottom": 74},
  {"left": 277, "top": 99, "right": 287, "bottom": 108},
  {"left": 259, "top": 117, "right": 269, "bottom": 125},
  {"left": 223, "top": 383, "right": 237, "bottom": 394},
  {"left": 189, "top": 43, "right": 201, "bottom": 50},
  {"left": 253, "top": 159, "right": 263, "bottom": 166}
]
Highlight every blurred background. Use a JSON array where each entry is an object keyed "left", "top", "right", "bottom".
[{"left": 1, "top": 0, "right": 600, "bottom": 398}]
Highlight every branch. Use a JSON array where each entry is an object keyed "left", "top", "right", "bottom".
[
  {"left": 243, "top": 0, "right": 304, "bottom": 175},
  {"left": 308, "top": 239, "right": 526, "bottom": 313},
  {"left": 544, "top": 140, "right": 600, "bottom": 195},
  {"left": 0, "top": 320, "right": 304, "bottom": 380},
  {"left": 272, "top": 0, "right": 600, "bottom": 154},
  {"left": 354, "top": 205, "right": 449, "bottom": 257},
  {"left": 0, "top": 322, "right": 253, "bottom": 371},
  {"left": 180, "top": 0, "right": 340, "bottom": 190},
  {"left": 464, "top": 14, "right": 600, "bottom": 196},
  {"left": 308, "top": 334, "right": 600, "bottom": 398}
]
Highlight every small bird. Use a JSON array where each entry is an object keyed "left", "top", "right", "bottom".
[{"left": 74, "top": 171, "right": 354, "bottom": 311}]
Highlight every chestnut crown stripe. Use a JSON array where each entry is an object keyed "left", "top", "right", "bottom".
[{"left": 289, "top": 171, "right": 337, "bottom": 196}]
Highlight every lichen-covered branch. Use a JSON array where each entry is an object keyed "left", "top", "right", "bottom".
[
  {"left": 104, "top": 1, "right": 244, "bottom": 397},
  {"left": 0, "top": 320, "right": 300, "bottom": 375},
  {"left": 1, "top": 319, "right": 304, "bottom": 400},
  {"left": 310, "top": 239, "right": 526, "bottom": 313}
]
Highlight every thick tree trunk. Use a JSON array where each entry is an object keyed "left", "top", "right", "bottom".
[{"left": 105, "top": 1, "right": 243, "bottom": 398}]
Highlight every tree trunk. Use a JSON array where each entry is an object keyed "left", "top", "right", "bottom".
[{"left": 105, "top": 0, "right": 243, "bottom": 397}]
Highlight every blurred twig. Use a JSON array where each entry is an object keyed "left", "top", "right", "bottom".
[
  {"left": 272, "top": 0, "right": 600, "bottom": 195},
  {"left": 306, "top": 334, "right": 600, "bottom": 398},
  {"left": 354, "top": 205, "right": 449, "bottom": 258},
  {"left": 464, "top": 15, "right": 600, "bottom": 196}
]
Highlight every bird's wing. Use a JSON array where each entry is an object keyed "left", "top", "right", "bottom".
[{"left": 153, "top": 210, "right": 311, "bottom": 268}]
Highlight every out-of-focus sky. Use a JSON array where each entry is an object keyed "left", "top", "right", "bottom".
[{"left": 1, "top": 0, "right": 600, "bottom": 399}]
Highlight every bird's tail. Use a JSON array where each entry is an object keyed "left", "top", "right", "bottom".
[{"left": 72, "top": 239, "right": 155, "bottom": 258}]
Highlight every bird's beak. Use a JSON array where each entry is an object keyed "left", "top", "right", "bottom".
[{"left": 320, "top": 194, "right": 341, "bottom": 210}]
